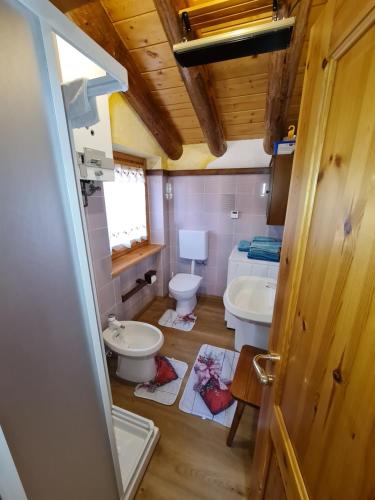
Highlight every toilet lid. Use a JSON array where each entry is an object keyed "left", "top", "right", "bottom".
[{"left": 169, "top": 273, "right": 201, "bottom": 292}]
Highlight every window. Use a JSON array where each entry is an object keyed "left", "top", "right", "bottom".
[{"left": 103, "top": 152, "right": 149, "bottom": 261}]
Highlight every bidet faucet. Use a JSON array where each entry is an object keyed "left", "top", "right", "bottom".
[{"left": 108, "top": 314, "right": 125, "bottom": 337}]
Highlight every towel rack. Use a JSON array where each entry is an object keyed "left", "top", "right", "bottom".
[{"left": 87, "top": 74, "right": 126, "bottom": 98}]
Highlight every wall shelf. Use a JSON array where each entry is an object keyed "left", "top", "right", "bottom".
[{"left": 112, "top": 244, "right": 164, "bottom": 278}]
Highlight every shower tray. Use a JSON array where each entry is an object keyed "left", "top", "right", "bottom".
[{"left": 112, "top": 405, "right": 159, "bottom": 499}]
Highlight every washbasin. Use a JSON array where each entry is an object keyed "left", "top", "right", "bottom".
[{"left": 224, "top": 276, "right": 277, "bottom": 324}]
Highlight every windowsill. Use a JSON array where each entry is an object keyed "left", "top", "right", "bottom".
[{"left": 111, "top": 243, "right": 164, "bottom": 278}]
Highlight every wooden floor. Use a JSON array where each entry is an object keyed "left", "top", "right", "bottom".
[{"left": 108, "top": 296, "right": 259, "bottom": 500}]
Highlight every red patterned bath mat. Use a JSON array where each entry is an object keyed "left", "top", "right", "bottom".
[
  {"left": 134, "top": 356, "right": 188, "bottom": 406},
  {"left": 179, "top": 345, "right": 239, "bottom": 427}
]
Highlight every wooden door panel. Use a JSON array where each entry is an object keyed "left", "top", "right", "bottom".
[
  {"left": 280, "top": 25, "right": 375, "bottom": 499},
  {"left": 281, "top": 23, "right": 375, "bottom": 432},
  {"left": 251, "top": 1, "right": 375, "bottom": 498},
  {"left": 250, "top": 1, "right": 336, "bottom": 496},
  {"left": 264, "top": 450, "right": 287, "bottom": 500}
]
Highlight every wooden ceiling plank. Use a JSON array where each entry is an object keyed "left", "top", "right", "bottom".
[
  {"left": 113, "top": 11, "right": 167, "bottom": 50},
  {"left": 221, "top": 108, "right": 265, "bottom": 125},
  {"left": 223, "top": 122, "right": 265, "bottom": 136},
  {"left": 179, "top": 127, "right": 205, "bottom": 143},
  {"left": 197, "top": 11, "right": 272, "bottom": 36},
  {"left": 101, "top": 0, "right": 155, "bottom": 23},
  {"left": 155, "top": 0, "right": 227, "bottom": 156},
  {"left": 141, "top": 66, "right": 184, "bottom": 91},
  {"left": 218, "top": 92, "right": 268, "bottom": 112},
  {"left": 226, "top": 132, "right": 264, "bottom": 139},
  {"left": 152, "top": 87, "right": 192, "bottom": 106},
  {"left": 214, "top": 73, "right": 269, "bottom": 98},
  {"left": 178, "top": 0, "right": 270, "bottom": 19},
  {"left": 129, "top": 41, "right": 176, "bottom": 72},
  {"left": 170, "top": 116, "right": 201, "bottom": 129},
  {"left": 162, "top": 106, "right": 196, "bottom": 118},
  {"left": 191, "top": 5, "right": 273, "bottom": 30},
  {"left": 62, "top": 1, "right": 183, "bottom": 159},
  {"left": 210, "top": 53, "right": 270, "bottom": 80},
  {"left": 263, "top": 0, "right": 311, "bottom": 154}
]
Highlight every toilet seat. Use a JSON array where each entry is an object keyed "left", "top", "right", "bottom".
[{"left": 169, "top": 273, "right": 202, "bottom": 293}]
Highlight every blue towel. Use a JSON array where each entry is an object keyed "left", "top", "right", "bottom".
[
  {"left": 252, "top": 236, "right": 280, "bottom": 243},
  {"left": 238, "top": 240, "right": 251, "bottom": 252},
  {"left": 248, "top": 248, "right": 280, "bottom": 262},
  {"left": 250, "top": 241, "right": 281, "bottom": 250},
  {"left": 247, "top": 236, "right": 282, "bottom": 262}
]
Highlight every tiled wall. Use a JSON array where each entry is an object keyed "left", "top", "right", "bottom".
[
  {"left": 84, "top": 172, "right": 283, "bottom": 323},
  {"left": 84, "top": 177, "right": 169, "bottom": 328},
  {"left": 168, "top": 174, "right": 283, "bottom": 297}
]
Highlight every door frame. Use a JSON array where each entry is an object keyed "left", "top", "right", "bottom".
[{"left": 251, "top": 1, "right": 375, "bottom": 497}]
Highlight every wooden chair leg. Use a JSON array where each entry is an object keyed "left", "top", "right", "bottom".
[{"left": 227, "top": 401, "right": 245, "bottom": 447}]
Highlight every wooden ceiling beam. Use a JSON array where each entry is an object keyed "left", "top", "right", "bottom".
[
  {"left": 263, "top": 0, "right": 312, "bottom": 154},
  {"left": 154, "top": 0, "right": 227, "bottom": 157},
  {"left": 52, "top": 1, "right": 183, "bottom": 160}
]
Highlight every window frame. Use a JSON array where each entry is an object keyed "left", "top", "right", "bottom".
[{"left": 108, "top": 151, "right": 150, "bottom": 263}]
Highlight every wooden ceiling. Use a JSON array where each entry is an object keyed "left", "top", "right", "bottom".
[{"left": 54, "top": 0, "right": 327, "bottom": 155}]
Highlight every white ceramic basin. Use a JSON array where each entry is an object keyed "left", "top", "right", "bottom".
[
  {"left": 224, "top": 276, "right": 277, "bottom": 324},
  {"left": 103, "top": 321, "right": 164, "bottom": 382},
  {"left": 103, "top": 321, "right": 164, "bottom": 358}
]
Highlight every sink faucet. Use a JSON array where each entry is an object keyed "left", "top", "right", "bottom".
[{"left": 265, "top": 282, "right": 276, "bottom": 289}]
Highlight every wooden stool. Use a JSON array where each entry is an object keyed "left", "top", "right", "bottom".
[{"left": 227, "top": 345, "right": 266, "bottom": 447}]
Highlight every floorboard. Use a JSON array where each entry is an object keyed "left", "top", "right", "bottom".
[{"left": 108, "top": 296, "right": 259, "bottom": 499}]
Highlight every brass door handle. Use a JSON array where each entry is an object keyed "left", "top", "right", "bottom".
[{"left": 252, "top": 353, "right": 281, "bottom": 385}]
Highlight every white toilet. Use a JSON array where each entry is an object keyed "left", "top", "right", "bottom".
[{"left": 169, "top": 230, "right": 208, "bottom": 315}]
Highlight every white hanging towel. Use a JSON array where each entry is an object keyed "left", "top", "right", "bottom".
[{"left": 62, "top": 78, "right": 99, "bottom": 129}]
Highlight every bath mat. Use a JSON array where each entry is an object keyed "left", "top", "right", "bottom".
[
  {"left": 158, "top": 309, "right": 197, "bottom": 332},
  {"left": 134, "top": 356, "right": 188, "bottom": 406},
  {"left": 179, "top": 344, "right": 239, "bottom": 428}
]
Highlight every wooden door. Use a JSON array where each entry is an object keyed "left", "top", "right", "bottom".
[{"left": 251, "top": 1, "right": 375, "bottom": 498}]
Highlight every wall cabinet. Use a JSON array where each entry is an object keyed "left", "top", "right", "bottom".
[{"left": 267, "top": 154, "right": 293, "bottom": 226}]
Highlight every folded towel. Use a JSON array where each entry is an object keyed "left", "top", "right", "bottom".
[
  {"left": 62, "top": 78, "right": 99, "bottom": 129},
  {"left": 251, "top": 240, "right": 281, "bottom": 248},
  {"left": 238, "top": 240, "right": 251, "bottom": 252},
  {"left": 248, "top": 248, "right": 280, "bottom": 262},
  {"left": 247, "top": 236, "right": 281, "bottom": 262},
  {"left": 252, "top": 236, "right": 280, "bottom": 243}
]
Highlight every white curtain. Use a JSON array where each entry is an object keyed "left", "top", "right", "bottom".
[{"left": 103, "top": 165, "right": 147, "bottom": 250}]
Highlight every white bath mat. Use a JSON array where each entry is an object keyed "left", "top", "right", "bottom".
[
  {"left": 179, "top": 344, "right": 239, "bottom": 428},
  {"left": 134, "top": 356, "right": 188, "bottom": 406},
  {"left": 158, "top": 309, "right": 197, "bottom": 332}
]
